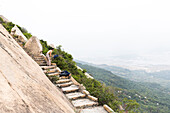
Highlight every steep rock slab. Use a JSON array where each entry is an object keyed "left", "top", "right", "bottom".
[
  {"left": 24, "top": 36, "right": 42, "bottom": 56},
  {"left": 0, "top": 24, "right": 75, "bottom": 113}
]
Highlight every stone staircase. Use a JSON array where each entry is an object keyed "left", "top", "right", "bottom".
[
  {"left": 55, "top": 78, "right": 107, "bottom": 113},
  {"left": 42, "top": 66, "right": 114, "bottom": 112},
  {"left": 33, "top": 57, "right": 114, "bottom": 113},
  {"left": 56, "top": 77, "right": 114, "bottom": 113},
  {"left": 32, "top": 55, "right": 47, "bottom": 66}
]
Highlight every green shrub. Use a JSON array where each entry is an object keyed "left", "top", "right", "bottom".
[
  {"left": 82, "top": 69, "right": 87, "bottom": 73},
  {"left": 2, "top": 22, "right": 15, "bottom": 32},
  {"left": 0, "top": 17, "right": 4, "bottom": 23},
  {"left": 23, "top": 32, "right": 32, "bottom": 39}
]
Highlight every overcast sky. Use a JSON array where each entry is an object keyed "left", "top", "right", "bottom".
[{"left": 1, "top": 0, "right": 170, "bottom": 63}]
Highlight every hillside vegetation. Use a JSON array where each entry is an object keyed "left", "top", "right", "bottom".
[{"left": 77, "top": 62, "right": 170, "bottom": 113}]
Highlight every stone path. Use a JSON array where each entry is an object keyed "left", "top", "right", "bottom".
[
  {"left": 34, "top": 56, "right": 114, "bottom": 113},
  {"left": 33, "top": 56, "right": 47, "bottom": 66}
]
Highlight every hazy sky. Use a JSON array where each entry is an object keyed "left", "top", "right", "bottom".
[{"left": 1, "top": 0, "right": 170, "bottom": 62}]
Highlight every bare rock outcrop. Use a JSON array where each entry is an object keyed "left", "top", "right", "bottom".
[
  {"left": 48, "top": 44, "right": 55, "bottom": 48},
  {"left": 0, "top": 24, "right": 75, "bottom": 113},
  {"left": 11, "top": 25, "right": 28, "bottom": 43},
  {"left": 24, "top": 36, "right": 42, "bottom": 56}
]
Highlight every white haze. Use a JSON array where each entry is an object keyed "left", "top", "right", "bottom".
[{"left": 1, "top": 0, "right": 170, "bottom": 70}]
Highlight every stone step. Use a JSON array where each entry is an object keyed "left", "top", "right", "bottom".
[
  {"left": 40, "top": 66, "right": 56, "bottom": 70},
  {"left": 56, "top": 79, "right": 71, "bottom": 84},
  {"left": 33, "top": 56, "right": 44, "bottom": 59},
  {"left": 80, "top": 106, "right": 108, "bottom": 113},
  {"left": 34, "top": 59, "right": 45, "bottom": 61},
  {"left": 33, "top": 58, "right": 45, "bottom": 60},
  {"left": 43, "top": 68, "right": 58, "bottom": 74},
  {"left": 71, "top": 99, "right": 98, "bottom": 109},
  {"left": 66, "top": 92, "right": 86, "bottom": 100},
  {"left": 38, "top": 63, "right": 47, "bottom": 66},
  {"left": 103, "top": 104, "right": 115, "bottom": 113},
  {"left": 88, "top": 95, "right": 98, "bottom": 102},
  {"left": 57, "top": 81, "right": 73, "bottom": 87},
  {"left": 47, "top": 72, "right": 60, "bottom": 76},
  {"left": 61, "top": 85, "right": 79, "bottom": 93},
  {"left": 36, "top": 61, "right": 46, "bottom": 64}
]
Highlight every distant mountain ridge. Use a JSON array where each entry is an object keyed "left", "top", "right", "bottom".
[
  {"left": 76, "top": 61, "right": 170, "bottom": 112},
  {"left": 75, "top": 59, "right": 170, "bottom": 88},
  {"left": 76, "top": 54, "right": 170, "bottom": 72}
]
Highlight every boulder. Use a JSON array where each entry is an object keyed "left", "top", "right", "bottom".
[
  {"left": 0, "top": 24, "right": 75, "bottom": 113},
  {"left": 24, "top": 36, "right": 42, "bottom": 56},
  {"left": 11, "top": 25, "right": 28, "bottom": 43},
  {"left": 48, "top": 44, "right": 55, "bottom": 48}
]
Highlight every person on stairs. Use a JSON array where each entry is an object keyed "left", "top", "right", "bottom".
[{"left": 46, "top": 48, "right": 54, "bottom": 66}]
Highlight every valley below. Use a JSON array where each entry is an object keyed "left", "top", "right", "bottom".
[{"left": 76, "top": 60, "right": 170, "bottom": 113}]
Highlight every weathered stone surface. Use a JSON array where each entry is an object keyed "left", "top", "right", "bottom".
[
  {"left": 11, "top": 25, "right": 28, "bottom": 43},
  {"left": 47, "top": 72, "right": 60, "bottom": 76},
  {"left": 82, "top": 90, "right": 90, "bottom": 95},
  {"left": 57, "top": 82, "right": 73, "bottom": 87},
  {"left": 103, "top": 104, "right": 115, "bottom": 113},
  {"left": 76, "top": 66, "right": 93, "bottom": 79},
  {"left": 43, "top": 68, "right": 58, "bottom": 74},
  {"left": 62, "top": 85, "right": 79, "bottom": 93},
  {"left": 41, "top": 65, "right": 56, "bottom": 70},
  {"left": 56, "top": 79, "right": 71, "bottom": 84},
  {"left": 24, "top": 36, "right": 42, "bottom": 56},
  {"left": 48, "top": 44, "right": 55, "bottom": 48},
  {"left": 0, "top": 24, "right": 75, "bottom": 113},
  {"left": 80, "top": 106, "right": 108, "bottom": 113},
  {"left": 56, "top": 67, "right": 62, "bottom": 72},
  {"left": 85, "top": 72, "right": 94, "bottom": 79},
  {"left": 88, "top": 95, "right": 98, "bottom": 102},
  {"left": 79, "top": 84, "right": 86, "bottom": 91},
  {"left": 71, "top": 77, "right": 81, "bottom": 86},
  {"left": 66, "top": 92, "right": 86, "bottom": 100},
  {"left": 71, "top": 99, "right": 98, "bottom": 108}
]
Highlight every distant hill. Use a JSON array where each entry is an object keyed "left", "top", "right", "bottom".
[
  {"left": 75, "top": 60, "right": 170, "bottom": 88},
  {"left": 97, "top": 64, "right": 170, "bottom": 88},
  {"left": 76, "top": 61, "right": 170, "bottom": 113}
]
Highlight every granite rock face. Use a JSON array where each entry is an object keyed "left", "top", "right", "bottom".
[
  {"left": 24, "top": 36, "right": 42, "bottom": 56},
  {"left": 0, "top": 24, "right": 75, "bottom": 113}
]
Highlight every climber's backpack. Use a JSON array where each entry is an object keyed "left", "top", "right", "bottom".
[
  {"left": 59, "top": 70, "right": 70, "bottom": 77},
  {"left": 53, "top": 54, "right": 59, "bottom": 58}
]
